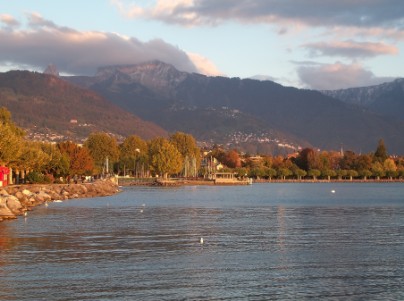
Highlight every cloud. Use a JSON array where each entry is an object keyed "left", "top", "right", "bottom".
[
  {"left": 0, "top": 14, "right": 20, "bottom": 28},
  {"left": 112, "top": 0, "right": 404, "bottom": 31},
  {"left": 187, "top": 52, "right": 223, "bottom": 76},
  {"left": 303, "top": 40, "right": 399, "bottom": 58},
  {"left": 0, "top": 13, "right": 221, "bottom": 76},
  {"left": 297, "top": 61, "right": 394, "bottom": 90}
]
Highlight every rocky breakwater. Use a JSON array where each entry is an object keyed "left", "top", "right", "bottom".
[{"left": 0, "top": 178, "right": 119, "bottom": 222}]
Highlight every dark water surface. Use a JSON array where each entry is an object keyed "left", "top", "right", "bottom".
[{"left": 1, "top": 183, "right": 403, "bottom": 300}]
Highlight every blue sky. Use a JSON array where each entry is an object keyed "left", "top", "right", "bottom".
[{"left": 1, "top": 0, "right": 403, "bottom": 89}]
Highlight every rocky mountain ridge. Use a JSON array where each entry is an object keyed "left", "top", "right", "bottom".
[
  {"left": 66, "top": 61, "right": 404, "bottom": 154},
  {"left": 321, "top": 78, "right": 404, "bottom": 120}
]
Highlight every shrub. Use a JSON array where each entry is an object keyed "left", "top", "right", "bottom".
[{"left": 26, "top": 171, "right": 51, "bottom": 184}]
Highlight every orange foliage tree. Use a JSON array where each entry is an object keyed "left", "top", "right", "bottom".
[{"left": 58, "top": 141, "right": 94, "bottom": 175}]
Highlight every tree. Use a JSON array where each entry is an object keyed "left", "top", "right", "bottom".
[
  {"left": 294, "top": 168, "right": 307, "bottom": 180},
  {"left": 58, "top": 141, "right": 94, "bottom": 175},
  {"left": 119, "top": 135, "right": 148, "bottom": 177},
  {"left": 41, "top": 142, "right": 70, "bottom": 177},
  {"left": 170, "top": 132, "right": 200, "bottom": 177},
  {"left": 346, "top": 169, "right": 358, "bottom": 181},
  {"left": 222, "top": 149, "right": 242, "bottom": 168},
  {"left": 0, "top": 123, "right": 23, "bottom": 166},
  {"left": 307, "top": 169, "right": 321, "bottom": 180},
  {"left": 352, "top": 154, "right": 373, "bottom": 173},
  {"left": 148, "top": 137, "right": 182, "bottom": 179},
  {"left": 339, "top": 151, "right": 358, "bottom": 170},
  {"left": 15, "top": 141, "right": 50, "bottom": 183},
  {"left": 248, "top": 167, "right": 266, "bottom": 179},
  {"left": 374, "top": 139, "right": 388, "bottom": 163},
  {"left": 0, "top": 108, "right": 25, "bottom": 166},
  {"left": 371, "top": 162, "right": 385, "bottom": 180},
  {"left": 321, "top": 169, "right": 336, "bottom": 181},
  {"left": 265, "top": 168, "right": 277, "bottom": 180},
  {"left": 278, "top": 168, "right": 292, "bottom": 180},
  {"left": 383, "top": 158, "right": 397, "bottom": 179},
  {"left": 295, "top": 148, "right": 321, "bottom": 171},
  {"left": 336, "top": 169, "right": 348, "bottom": 180},
  {"left": 358, "top": 169, "right": 372, "bottom": 180},
  {"left": 85, "top": 132, "right": 119, "bottom": 174},
  {"left": 0, "top": 107, "right": 25, "bottom": 137}
]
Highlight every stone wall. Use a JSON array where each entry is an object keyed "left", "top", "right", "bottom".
[{"left": 0, "top": 178, "right": 119, "bottom": 222}]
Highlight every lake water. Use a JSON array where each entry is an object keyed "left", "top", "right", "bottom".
[{"left": 0, "top": 183, "right": 403, "bottom": 300}]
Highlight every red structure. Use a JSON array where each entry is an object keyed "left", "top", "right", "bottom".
[{"left": 0, "top": 167, "right": 10, "bottom": 187}]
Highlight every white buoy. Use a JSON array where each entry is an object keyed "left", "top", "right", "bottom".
[
  {"left": 140, "top": 209, "right": 143, "bottom": 213},
  {"left": 45, "top": 202, "right": 49, "bottom": 207},
  {"left": 200, "top": 237, "right": 204, "bottom": 244},
  {"left": 331, "top": 190, "right": 336, "bottom": 194},
  {"left": 24, "top": 211, "right": 28, "bottom": 217}
]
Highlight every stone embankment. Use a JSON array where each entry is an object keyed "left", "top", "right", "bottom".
[{"left": 0, "top": 178, "right": 119, "bottom": 222}]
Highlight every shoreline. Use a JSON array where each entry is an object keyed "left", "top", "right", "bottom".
[
  {"left": 2, "top": 177, "right": 402, "bottom": 221},
  {"left": 119, "top": 177, "right": 404, "bottom": 186},
  {"left": 0, "top": 178, "right": 120, "bottom": 222}
]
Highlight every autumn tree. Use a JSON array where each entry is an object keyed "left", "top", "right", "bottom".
[
  {"left": 374, "top": 139, "right": 388, "bottom": 163},
  {"left": 0, "top": 123, "right": 23, "bottom": 166},
  {"left": 13, "top": 141, "right": 50, "bottom": 183},
  {"left": 58, "top": 141, "right": 94, "bottom": 175},
  {"left": 278, "top": 168, "right": 292, "bottom": 180},
  {"left": 148, "top": 137, "right": 182, "bottom": 179},
  {"left": 295, "top": 148, "right": 321, "bottom": 171},
  {"left": 119, "top": 135, "right": 148, "bottom": 177},
  {"left": 339, "top": 151, "right": 358, "bottom": 170},
  {"left": 307, "top": 169, "right": 321, "bottom": 180},
  {"left": 41, "top": 142, "right": 70, "bottom": 177},
  {"left": 222, "top": 149, "right": 242, "bottom": 168},
  {"left": 85, "top": 132, "right": 119, "bottom": 174},
  {"left": 294, "top": 168, "right": 307, "bottom": 180},
  {"left": 0, "top": 107, "right": 25, "bottom": 136},
  {"left": 371, "top": 162, "right": 385, "bottom": 179},
  {"left": 383, "top": 158, "right": 397, "bottom": 179},
  {"left": 169, "top": 132, "right": 200, "bottom": 177},
  {"left": 0, "top": 108, "right": 24, "bottom": 166}
]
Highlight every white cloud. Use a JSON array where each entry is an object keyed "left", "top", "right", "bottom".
[
  {"left": 187, "top": 52, "right": 222, "bottom": 76},
  {"left": 303, "top": 40, "right": 399, "bottom": 58},
  {"left": 111, "top": 0, "right": 404, "bottom": 32},
  {"left": 0, "top": 13, "right": 219, "bottom": 76},
  {"left": 297, "top": 61, "right": 394, "bottom": 90},
  {"left": 0, "top": 14, "right": 20, "bottom": 28}
]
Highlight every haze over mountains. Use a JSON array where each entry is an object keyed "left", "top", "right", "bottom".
[{"left": 0, "top": 61, "right": 403, "bottom": 154}]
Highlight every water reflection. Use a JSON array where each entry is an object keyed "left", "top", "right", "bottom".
[{"left": 0, "top": 184, "right": 403, "bottom": 300}]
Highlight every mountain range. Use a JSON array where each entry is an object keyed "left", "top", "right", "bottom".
[
  {"left": 321, "top": 79, "right": 404, "bottom": 121},
  {"left": 66, "top": 61, "right": 404, "bottom": 154},
  {"left": 0, "top": 61, "right": 403, "bottom": 154},
  {"left": 0, "top": 70, "right": 166, "bottom": 142}
]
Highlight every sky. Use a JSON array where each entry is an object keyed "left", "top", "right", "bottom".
[{"left": 1, "top": 0, "right": 403, "bottom": 90}]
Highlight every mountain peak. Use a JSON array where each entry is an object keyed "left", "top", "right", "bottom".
[{"left": 95, "top": 60, "right": 188, "bottom": 95}]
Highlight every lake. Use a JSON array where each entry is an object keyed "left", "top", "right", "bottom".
[{"left": 0, "top": 183, "right": 403, "bottom": 300}]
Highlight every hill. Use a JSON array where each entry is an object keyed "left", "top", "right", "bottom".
[
  {"left": 321, "top": 78, "right": 404, "bottom": 121},
  {"left": 0, "top": 70, "right": 167, "bottom": 142},
  {"left": 66, "top": 61, "right": 404, "bottom": 154}
]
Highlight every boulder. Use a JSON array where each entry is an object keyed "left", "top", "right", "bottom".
[
  {"left": 5, "top": 196, "right": 23, "bottom": 215},
  {"left": 0, "top": 197, "right": 16, "bottom": 219}
]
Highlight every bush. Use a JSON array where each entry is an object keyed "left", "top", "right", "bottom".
[{"left": 26, "top": 171, "right": 52, "bottom": 184}]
